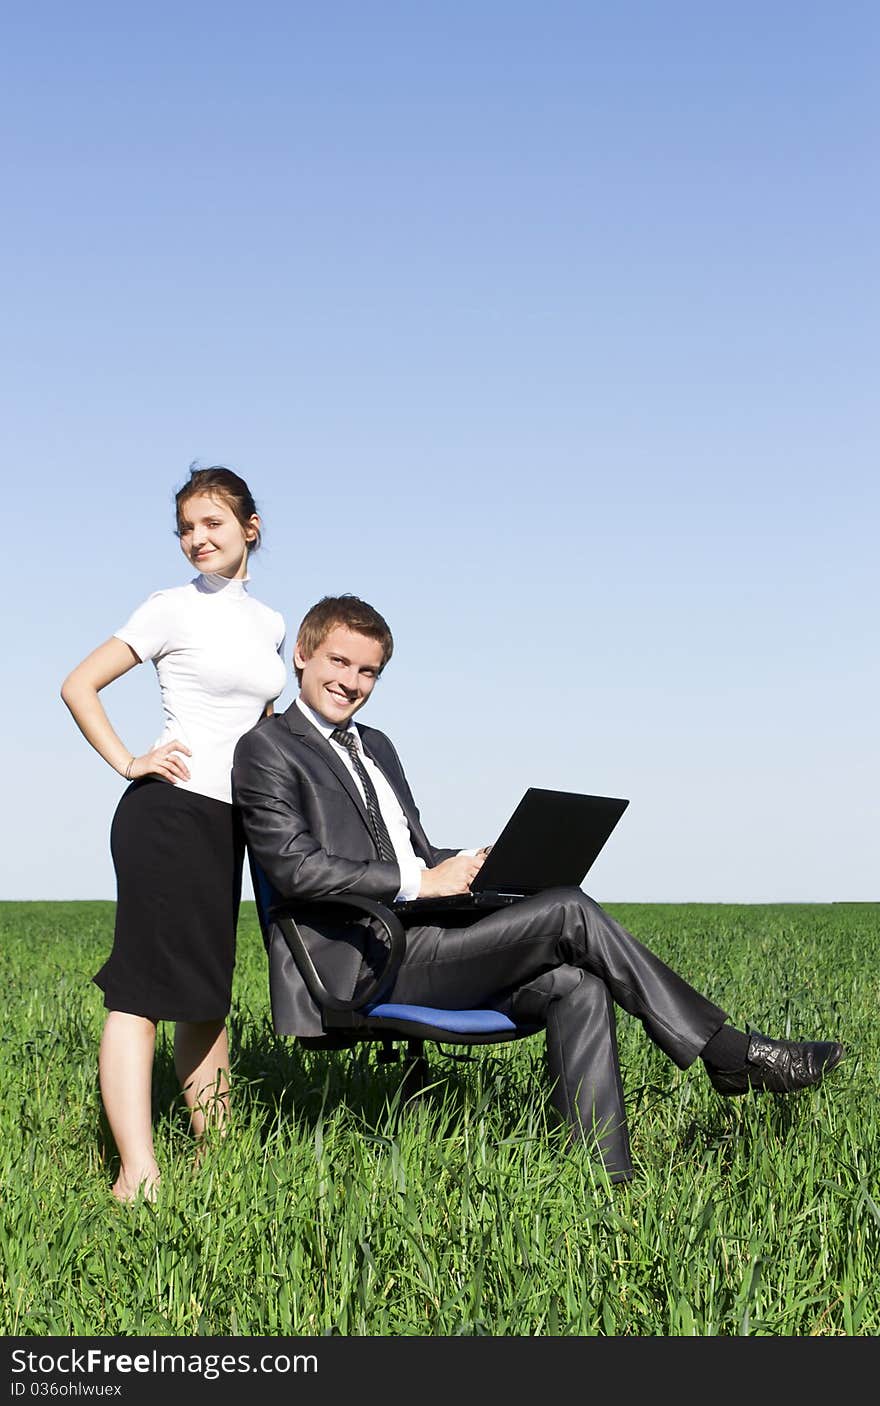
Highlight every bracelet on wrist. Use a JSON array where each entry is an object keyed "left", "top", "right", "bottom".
[{"left": 124, "top": 757, "right": 135, "bottom": 781}]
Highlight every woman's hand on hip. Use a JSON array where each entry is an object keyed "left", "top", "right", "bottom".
[{"left": 131, "top": 740, "right": 192, "bottom": 784}]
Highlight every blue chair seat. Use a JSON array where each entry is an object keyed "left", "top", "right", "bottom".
[{"left": 365, "top": 1002, "right": 519, "bottom": 1034}]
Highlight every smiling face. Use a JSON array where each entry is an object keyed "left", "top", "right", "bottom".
[
  {"left": 294, "top": 624, "right": 385, "bottom": 727},
  {"left": 177, "top": 492, "right": 259, "bottom": 579}
]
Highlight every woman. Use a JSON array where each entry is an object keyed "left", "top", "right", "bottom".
[{"left": 61, "top": 466, "right": 287, "bottom": 1201}]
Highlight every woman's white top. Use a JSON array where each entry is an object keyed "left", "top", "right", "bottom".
[{"left": 115, "top": 572, "right": 287, "bottom": 804}]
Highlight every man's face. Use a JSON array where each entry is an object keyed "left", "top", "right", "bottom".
[{"left": 295, "top": 625, "right": 385, "bottom": 727}]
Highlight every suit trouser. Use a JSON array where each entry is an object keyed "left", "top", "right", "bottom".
[{"left": 382, "top": 887, "right": 729, "bottom": 1181}]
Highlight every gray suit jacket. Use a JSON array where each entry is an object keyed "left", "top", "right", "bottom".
[{"left": 232, "top": 702, "right": 457, "bottom": 1035}]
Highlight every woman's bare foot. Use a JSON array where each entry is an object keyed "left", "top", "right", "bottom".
[
  {"left": 192, "top": 1121, "right": 229, "bottom": 1174},
  {"left": 112, "top": 1168, "right": 160, "bottom": 1203}
]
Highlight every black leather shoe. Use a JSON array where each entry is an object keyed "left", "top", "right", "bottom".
[{"left": 708, "top": 1030, "right": 845, "bottom": 1096}]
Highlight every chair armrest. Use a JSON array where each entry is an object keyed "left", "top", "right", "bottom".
[{"left": 268, "top": 894, "right": 407, "bottom": 1013}]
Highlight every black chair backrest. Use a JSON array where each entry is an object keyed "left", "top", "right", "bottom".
[{"left": 249, "top": 853, "right": 280, "bottom": 949}]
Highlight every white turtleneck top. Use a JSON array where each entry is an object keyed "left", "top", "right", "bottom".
[{"left": 114, "top": 573, "right": 287, "bottom": 804}]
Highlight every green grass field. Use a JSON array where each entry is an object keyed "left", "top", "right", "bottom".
[{"left": 1, "top": 900, "right": 877, "bottom": 1336}]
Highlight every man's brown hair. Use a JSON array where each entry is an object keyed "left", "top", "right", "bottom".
[{"left": 294, "top": 595, "right": 394, "bottom": 683}]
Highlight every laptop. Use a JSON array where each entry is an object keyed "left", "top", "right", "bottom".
[{"left": 394, "top": 787, "right": 629, "bottom": 915}]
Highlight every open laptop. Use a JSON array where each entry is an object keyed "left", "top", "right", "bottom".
[{"left": 394, "top": 787, "right": 629, "bottom": 915}]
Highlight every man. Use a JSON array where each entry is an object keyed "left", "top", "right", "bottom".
[{"left": 232, "top": 595, "right": 845, "bottom": 1183}]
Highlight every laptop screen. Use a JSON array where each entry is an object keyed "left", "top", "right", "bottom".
[{"left": 471, "top": 788, "right": 629, "bottom": 895}]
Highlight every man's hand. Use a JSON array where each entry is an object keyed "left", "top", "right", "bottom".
[{"left": 419, "top": 851, "right": 486, "bottom": 898}]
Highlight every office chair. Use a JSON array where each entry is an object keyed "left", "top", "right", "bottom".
[{"left": 249, "top": 859, "right": 542, "bottom": 1093}]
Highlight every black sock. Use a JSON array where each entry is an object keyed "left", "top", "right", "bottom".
[{"left": 701, "top": 1024, "right": 751, "bottom": 1072}]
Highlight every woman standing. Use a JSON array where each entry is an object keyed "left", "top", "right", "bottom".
[{"left": 61, "top": 466, "right": 287, "bottom": 1201}]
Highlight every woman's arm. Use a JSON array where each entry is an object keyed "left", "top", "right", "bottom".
[{"left": 61, "top": 638, "right": 191, "bottom": 783}]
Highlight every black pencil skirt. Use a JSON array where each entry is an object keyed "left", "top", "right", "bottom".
[{"left": 93, "top": 778, "right": 245, "bottom": 1022}]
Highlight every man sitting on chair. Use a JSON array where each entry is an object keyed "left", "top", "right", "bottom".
[{"left": 232, "top": 594, "right": 844, "bottom": 1183}]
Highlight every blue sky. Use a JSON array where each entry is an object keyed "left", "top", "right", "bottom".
[{"left": 4, "top": 1, "right": 877, "bottom": 901}]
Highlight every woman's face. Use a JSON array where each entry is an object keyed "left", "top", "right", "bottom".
[{"left": 177, "top": 492, "right": 258, "bottom": 579}]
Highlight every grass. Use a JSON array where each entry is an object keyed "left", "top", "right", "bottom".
[{"left": 0, "top": 899, "right": 877, "bottom": 1336}]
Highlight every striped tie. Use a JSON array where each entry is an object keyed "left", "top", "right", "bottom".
[{"left": 331, "top": 729, "right": 397, "bottom": 863}]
